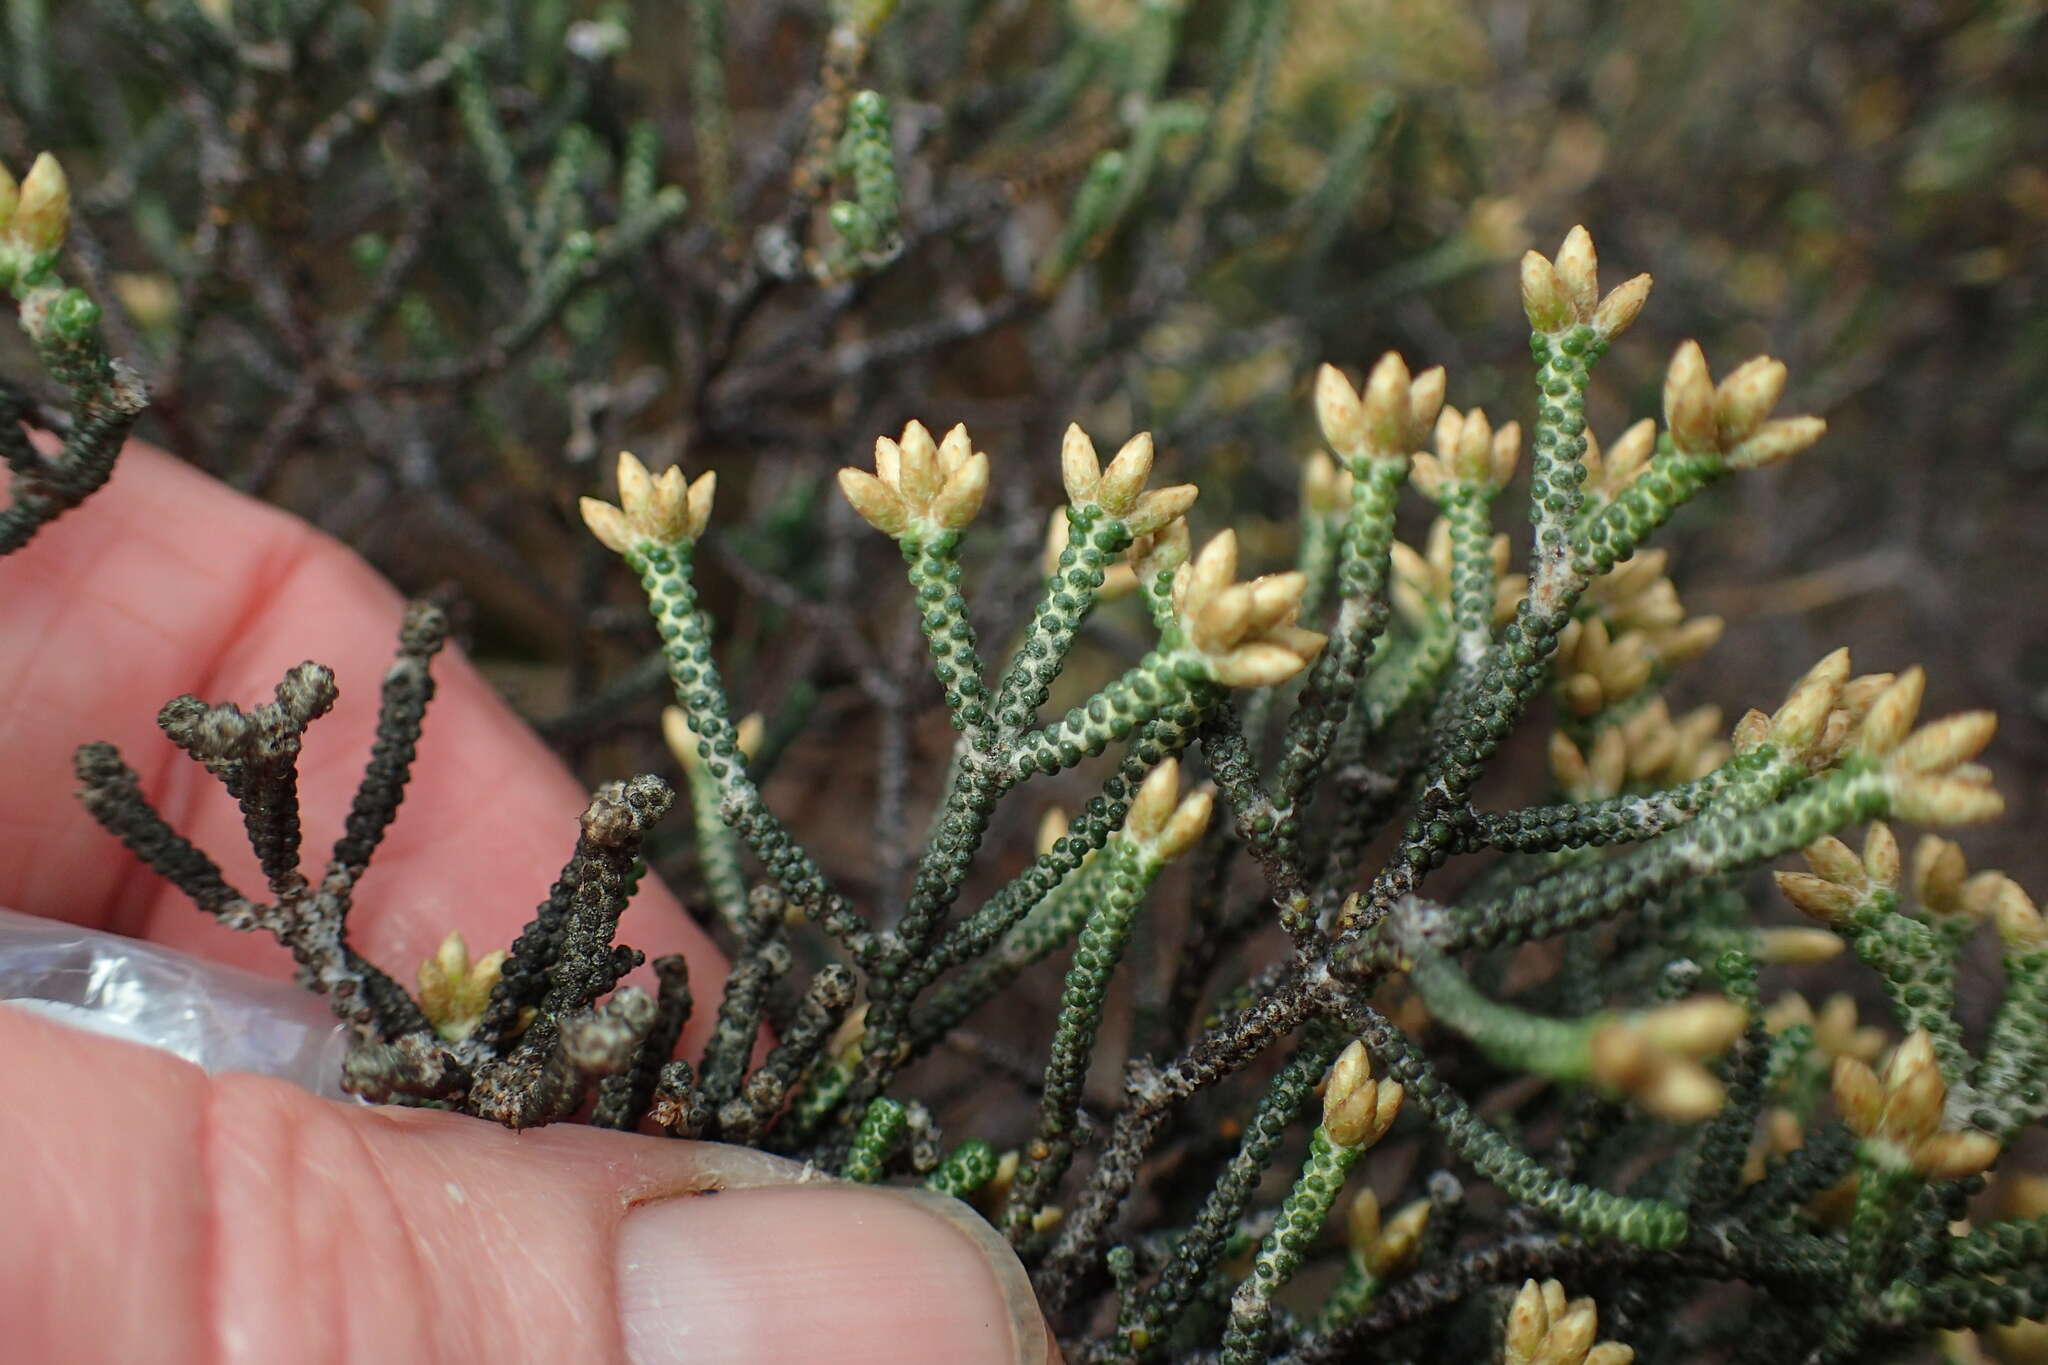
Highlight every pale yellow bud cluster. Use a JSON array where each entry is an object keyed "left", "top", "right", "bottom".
[
  {"left": 1347, "top": 1189, "right": 1432, "bottom": 1279},
  {"left": 1549, "top": 699, "right": 1729, "bottom": 804},
  {"left": 839, "top": 420, "right": 990, "bottom": 537},
  {"left": 1581, "top": 550, "right": 1722, "bottom": 651},
  {"left": 1903, "top": 834, "right": 2042, "bottom": 945},
  {"left": 1410, "top": 405, "right": 1521, "bottom": 499},
  {"left": 1588, "top": 997, "right": 1748, "bottom": 1121},
  {"left": 1058, "top": 424, "right": 1197, "bottom": 535},
  {"left": 0, "top": 152, "right": 70, "bottom": 256},
  {"left": 1547, "top": 701, "right": 1727, "bottom": 802},
  {"left": 1317, "top": 1040, "right": 1404, "bottom": 1149},
  {"left": 1579, "top": 421, "right": 1658, "bottom": 504},
  {"left": 417, "top": 930, "right": 510, "bottom": 1042},
  {"left": 1313, "top": 354, "right": 1447, "bottom": 465},
  {"left": 1733, "top": 652, "right": 1908, "bottom": 774},
  {"left": 1390, "top": 520, "right": 1523, "bottom": 629},
  {"left": 1777, "top": 823, "right": 1900, "bottom": 928},
  {"left": 580, "top": 451, "right": 716, "bottom": 554},
  {"left": 1121, "top": 758, "right": 1215, "bottom": 863},
  {"left": 1554, "top": 613, "right": 1718, "bottom": 720},
  {"left": 1764, "top": 991, "right": 1887, "bottom": 1064},
  {"left": 1504, "top": 1278, "right": 1634, "bottom": 1365},
  {"left": 1170, "top": 530, "right": 1328, "bottom": 686},
  {"left": 1661, "top": 341, "right": 1826, "bottom": 468},
  {"left": 1832, "top": 665, "right": 2004, "bottom": 826},
  {"left": 1520, "top": 225, "right": 1651, "bottom": 340},
  {"left": 662, "top": 706, "right": 763, "bottom": 776},
  {"left": 1833, "top": 1030, "right": 2000, "bottom": 1178}
]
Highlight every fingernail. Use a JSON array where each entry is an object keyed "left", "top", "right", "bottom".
[{"left": 617, "top": 1183, "right": 1052, "bottom": 1365}]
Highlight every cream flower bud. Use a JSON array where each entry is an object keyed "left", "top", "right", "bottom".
[
  {"left": 683, "top": 471, "right": 717, "bottom": 539},
  {"left": 1408, "top": 365, "right": 1447, "bottom": 435},
  {"left": 1914, "top": 835, "right": 1967, "bottom": 913},
  {"left": 1859, "top": 667, "right": 1927, "bottom": 756},
  {"left": 1663, "top": 341, "right": 1718, "bottom": 455},
  {"left": 1605, "top": 419, "right": 1658, "bottom": 487},
  {"left": 1770, "top": 648, "right": 1851, "bottom": 756},
  {"left": 1362, "top": 1199, "right": 1431, "bottom": 1278},
  {"left": 579, "top": 497, "right": 635, "bottom": 554},
  {"left": 1208, "top": 643, "right": 1314, "bottom": 687},
  {"left": 616, "top": 449, "right": 655, "bottom": 520},
  {"left": 1776, "top": 871, "right": 1861, "bottom": 925},
  {"left": 662, "top": 706, "right": 761, "bottom": 775},
  {"left": 1553, "top": 225, "right": 1598, "bottom": 320},
  {"left": 1506, "top": 1280, "right": 1549, "bottom": 1363},
  {"left": 416, "top": 930, "right": 508, "bottom": 1042},
  {"left": 1124, "top": 484, "right": 1194, "bottom": 537},
  {"left": 1891, "top": 712, "right": 1997, "bottom": 775},
  {"left": 1490, "top": 420, "right": 1523, "bottom": 486},
  {"left": 1120, "top": 770, "right": 1212, "bottom": 860},
  {"left": 1991, "top": 878, "right": 2047, "bottom": 949},
  {"left": 1061, "top": 423, "right": 1101, "bottom": 504},
  {"left": 1097, "top": 432, "right": 1155, "bottom": 514},
  {"left": 1833, "top": 1057, "right": 1884, "bottom": 1135},
  {"left": 11, "top": 151, "right": 69, "bottom": 254},
  {"left": 1892, "top": 775, "right": 2005, "bottom": 826},
  {"left": 896, "top": 420, "right": 942, "bottom": 506},
  {"left": 1837, "top": 1029, "right": 2000, "bottom": 1177},
  {"left": 1804, "top": 835, "right": 1866, "bottom": 889},
  {"left": 1522, "top": 250, "right": 1572, "bottom": 333},
  {"left": 936, "top": 422, "right": 973, "bottom": 474},
  {"left": 1302, "top": 450, "right": 1351, "bottom": 514},
  {"left": 1154, "top": 788, "right": 1213, "bottom": 862},
  {"left": 1362, "top": 351, "right": 1415, "bottom": 453},
  {"left": 839, "top": 467, "right": 912, "bottom": 535},
  {"left": 1315, "top": 363, "right": 1365, "bottom": 457},
  {"left": 1320, "top": 1040, "right": 1402, "bottom": 1148},
  {"left": 1126, "top": 758, "right": 1182, "bottom": 842},
  {"left": 1729, "top": 416, "right": 1827, "bottom": 469},
  {"left": 1756, "top": 927, "right": 1845, "bottom": 965},
  {"left": 929, "top": 450, "right": 989, "bottom": 529},
  {"left": 1714, "top": 356, "right": 1788, "bottom": 446},
  {"left": 843, "top": 421, "right": 990, "bottom": 536},
  {"left": 1863, "top": 823, "right": 1902, "bottom": 890},
  {"left": 1592, "top": 273, "right": 1652, "bottom": 338}
]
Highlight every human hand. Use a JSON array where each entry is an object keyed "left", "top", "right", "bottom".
[{"left": 0, "top": 443, "right": 1054, "bottom": 1364}]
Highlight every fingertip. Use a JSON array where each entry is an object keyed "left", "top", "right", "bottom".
[{"left": 617, "top": 1184, "right": 1053, "bottom": 1365}]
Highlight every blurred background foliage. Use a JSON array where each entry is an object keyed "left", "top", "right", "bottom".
[{"left": 2, "top": 0, "right": 2042, "bottom": 895}]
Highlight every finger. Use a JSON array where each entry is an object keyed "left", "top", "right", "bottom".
[
  {"left": 0, "top": 1005, "right": 1055, "bottom": 1365},
  {"left": 1, "top": 443, "right": 721, "bottom": 1041}
]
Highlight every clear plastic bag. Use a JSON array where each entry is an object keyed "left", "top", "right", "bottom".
[{"left": 0, "top": 906, "right": 352, "bottom": 1099}]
